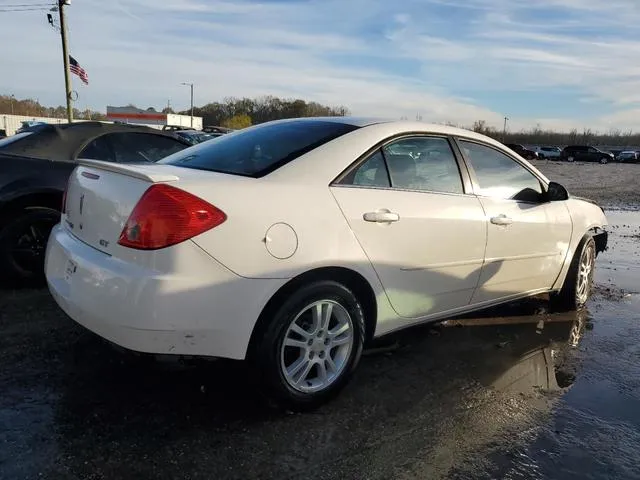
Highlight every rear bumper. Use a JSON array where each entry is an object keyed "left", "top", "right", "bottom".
[{"left": 45, "top": 225, "right": 285, "bottom": 360}]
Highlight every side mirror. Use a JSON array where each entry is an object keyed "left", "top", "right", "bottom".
[{"left": 546, "top": 181, "right": 569, "bottom": 202}]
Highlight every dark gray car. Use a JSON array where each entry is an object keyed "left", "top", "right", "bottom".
[{"left": 560, "top": 145, "right": 614, "bottom": 164}]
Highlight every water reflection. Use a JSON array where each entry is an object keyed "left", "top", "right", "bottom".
[
  {"left": 30, "top": 297, "right": 590, "bottom": 479},
  {"left": 441, "top": 301, "right": 589, "bottom": 395}
]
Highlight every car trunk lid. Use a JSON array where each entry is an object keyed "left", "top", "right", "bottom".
[{"left": 63, "top": 160, "right": 181, "bottom": 255}]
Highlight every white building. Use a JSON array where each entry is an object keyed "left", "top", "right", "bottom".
[
  {"left": 1, "top": 114, "right": 92, "bottom": 136},
  {"left": 0, "top": 105, "right": 203, "bottom": 137}
]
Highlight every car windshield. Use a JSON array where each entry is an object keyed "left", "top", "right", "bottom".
[{"left": 158, "top": 120, "right": 359, "bottom": 177}]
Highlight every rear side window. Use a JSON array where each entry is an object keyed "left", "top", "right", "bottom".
[
  {"left": 383, "top": 136, "right": 463, "bottom": 194},
  {"left": 350, "top": 150, "right": 391, "bottom": 187},
  {"left": 158, "top": 120, "right": 359, "bottom": 177},
  {"left": 79, "top": 136, "right": 115, "bottom": 162},
  {"left": 107, "top": 132, "right": 188, "bottom": 163}
]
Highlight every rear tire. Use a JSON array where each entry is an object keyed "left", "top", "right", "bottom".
[
  {"left": 250, "top": 280, "right": 365, "bottom": 411},
  {"left": 551, "top": 235, "right": 596, "bottom": 311},
  {"left": 0, "top": 207, "right": 60, "bottom": 287},
  {"left": 567, "top": 156, "right": 574, "bottom": 162}
]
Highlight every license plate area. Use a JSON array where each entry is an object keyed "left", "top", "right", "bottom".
[{"left": 64, "top": 259, "right": 77, "bottom": 283}]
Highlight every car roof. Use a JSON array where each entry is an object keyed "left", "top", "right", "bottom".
[
  {"left": 252, "top": 116, "right": 519, "bottom": 144},
  {"left": 253, "top": 116, "right": 387, "bottom": 128},
  {"left": 265, "top": 117, "right": 550, "bottom": 184},
  {"left": 0, "top": 121, "right": 187, "bottom": 160}
]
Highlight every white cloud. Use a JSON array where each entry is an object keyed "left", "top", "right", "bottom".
[{"left": 1, "top": 0, "right": 640, "bottom": 132}]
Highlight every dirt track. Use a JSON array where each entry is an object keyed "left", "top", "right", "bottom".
[{"left": 531, "top": 159, "right": 640, "bottom": 208}]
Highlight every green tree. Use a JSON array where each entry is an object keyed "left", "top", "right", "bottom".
[{"left": 221, "top": 114, "right": 252, "bottom": 129}]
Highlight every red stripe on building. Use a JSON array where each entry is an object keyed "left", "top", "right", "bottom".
[{"left": 106, "top": 112, "right": 167, "bottom": 121}]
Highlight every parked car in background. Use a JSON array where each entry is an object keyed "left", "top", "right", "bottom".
[
  {"left": 616, "top": 150, "right": 639, "bottom": 163},
  {"left": 560, "top": 145, "right": 614, "bottom": 164},
  {"left": 45, "top": 117, "right": 608, "bottom": 410},
  {"left": 15, "top": 121, "right": 48, "bottom": 134},
  {"left": 504, "top": 143, "right": 539, "bottom": 160},
  {"left": 202, "top": 125, "right": 234, "bottom": 134},
  {"left": 162, "top": 125, "right": 196, "bottom": 132},
  {"left": 0, "top": 122, "right": 191, "bottom": 285},
  {"left": 173, "top": 130, "right": 220, "bottom": 145},
  {"left": 534, "top": 146, "right": 562, "bottom": 159}
]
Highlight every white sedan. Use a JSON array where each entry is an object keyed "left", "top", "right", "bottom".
[{"left": 44, "top": 117, "right": 608, "bottom": 410}]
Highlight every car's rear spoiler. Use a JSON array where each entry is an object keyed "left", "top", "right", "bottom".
[{"left": 76, "top": 158, "right": 180, "bottom": 183}]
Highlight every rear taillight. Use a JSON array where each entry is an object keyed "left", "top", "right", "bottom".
[{"left": 117, "top": 184, "right": 226, "bottom": 250}]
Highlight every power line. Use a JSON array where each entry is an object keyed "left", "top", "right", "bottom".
[{"left": 0, "top": 6, "right": 53, "bottom": 12}]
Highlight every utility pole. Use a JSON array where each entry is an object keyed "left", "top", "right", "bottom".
[
  {"left": 503, "top": 116, "right": 509, "bottom": 141},
  {"left": 58, "top": 0, "right": 73, "bottom": 123},
  {"left": 181, "top": 82, "right": 194, "bottom": 127}
]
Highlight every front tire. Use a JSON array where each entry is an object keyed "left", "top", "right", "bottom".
[
  {"left": 600, "top": 157, "right": 609, "bottom": 164},
  {"left": 551, "top": 235, "right": 596, "bottom": 311},
  {"left": 0, "top": 207, "right": 60, "bottom": 287},
  {"left": 251, "top": 280, "right": 365, "bottom": 411}
]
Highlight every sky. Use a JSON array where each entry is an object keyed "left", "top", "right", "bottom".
[{"left": 2, "top": 0, "right": 640, "bottom": 131}]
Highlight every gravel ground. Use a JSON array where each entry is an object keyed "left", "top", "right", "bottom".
[
  {"left": 1, "top": 161, "right": 640, "bottom": 479},
  {"left": 531, "top": 159, "right": 640, "bottom": 208}
]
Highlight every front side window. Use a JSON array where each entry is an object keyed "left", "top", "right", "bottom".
[
  {"left": 159, "top": 120, "right": 359, "bottom": 177},
  {"left": 382, "top": 136, "right": 464, "bottom": 194},
  {"left": 458, "top": 140, "right": 542, "bottom": 201}
]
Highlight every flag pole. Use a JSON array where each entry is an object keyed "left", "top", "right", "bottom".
[{"left": 58, "top": 0, "right": 73, "bottom": 123}]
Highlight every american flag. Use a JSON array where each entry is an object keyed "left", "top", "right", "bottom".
[{"left": 69, "top": 55, "right": 89, "bottom": 85}]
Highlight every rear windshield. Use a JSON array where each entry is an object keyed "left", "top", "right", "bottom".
[{"left": 158, "top": 120, "right": 359, "bottom": 177}]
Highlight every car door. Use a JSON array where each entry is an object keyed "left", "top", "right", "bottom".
[
  {"left": 587, "top": 146, "right": 608, "bottom": 162},
  {"left": 455, "top": 138, "right": 573, "bottom": 304},
  {"left": 576, "top": 146, "right": 591, "bottom": 162},
  {"left": 330, "top": 135, "right": 487, "bottom": 320}
]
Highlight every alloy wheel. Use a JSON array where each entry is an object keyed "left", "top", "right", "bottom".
[
  {"left": 280, "top": 300, "right": 354, "bottom": 393},
  {"left": 576, "top": 242, "right": 595, "bottom": 305},
  {"left": 8, "top": 219, "right": 55, "bottom": 276}
]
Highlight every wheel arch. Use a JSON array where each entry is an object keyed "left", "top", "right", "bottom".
[
  {"left": 247, "top": 266, "right": 378, "bottom": 357},
  {"left": 551, "top": 226, "right": 603, "bottom": 291},
  {"left": 0, "top": 190, "right": 62, "bottom": 222}
]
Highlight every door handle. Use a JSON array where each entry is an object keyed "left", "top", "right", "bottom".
[
  {"left": 363, "top": 210, "right": 400, "bottom": 223},
  {"left": 490, "top": 214, "right": 513, "bottom": 226}
]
